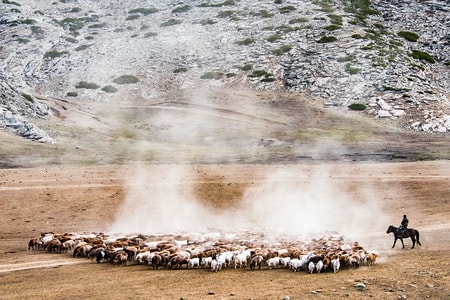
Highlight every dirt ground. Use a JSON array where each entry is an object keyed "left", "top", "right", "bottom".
[{"left": 0, "top": 162, "right": 449, "bottom": 300}]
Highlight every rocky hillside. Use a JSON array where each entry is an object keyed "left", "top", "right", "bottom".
[{"left": 1, "top": 0, "right": 449, "bottom": 142}]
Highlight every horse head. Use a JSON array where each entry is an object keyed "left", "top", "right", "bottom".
[{"left": 386, "top": 225, "right": 394, "bottom": 234}]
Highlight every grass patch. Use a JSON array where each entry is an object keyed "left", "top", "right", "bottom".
[
  {"left": 397, "top": 31, "right": 419, "bottom": 42},
  {"left": 44, "top": 50, "right": 67, "bottom": 59},
  {"left": 198, "top": 0, "right": 235, "bottom": 7},
  {"left": 126, "top": 15, "right": 140, "bottom": 21},
  {"left": 410, "top": 50, "right": 435, "bottom": 63},
  {"left": 76, "top": 81, "right": 100, "bottom": 89},
  {"left": 239, "top": 64, "right": 253, "bottom": 71},
  {"left": 217, "top": 10, "right": 235, "bottom": 18},
  {"left": 173, "top": 67, "right": 188, "bottom": 73},
  {"left": 348, "top": 103, "right": 366, "bottom": 111},
  {"left": 172, "top": 5, "right": 191, "bottom": 13},
  {"left": 327, "top": 14, "right": 343, "bottom": 25},
  {"left": 113, "top": 75, "right": 139, "bottom": 84},
  {"left": 200, "top": 19, "right": 217, "bottom": 25},
  {"left": 235, "top": 38, "right": 255, "bottom": 45},
  {"left": 160, "top": 19, "right": 182, "bottom": 27},
  {"left": 317, "top": 36, "right": 337, "bottom": 43},
  {"left": 337, "top": 55, "right": 355, "bottom": 62},
  {"left": 289, "top": 17, "right": 308, "bottom": 24},
  {"left": 266, "top": 34, "right": 282, "bottom": 42},
  {"left": 345, "top": 64, "right": 361, "bottom": 74},
  {"left": 323, "top": 24, "right": 341, "bottom": 31},
  {"left": 272, "top": 44, "right": 292, "bottom": 56},
  {"left": 101, "top": 85, "right": 118, "bottom": 93},
  {"left": 128, "top": 8, "right": 159, "bottom": 15},
  {"left": 144, "top": 32, "right": 157, "bottom": 38},
  {"left": 66, "top": 92, "right": 78, "bottom": 97},
  {"left": 200, "top": 71, "right": 224, "bottom": 80},
  {"left": 279, "top": 5, "right": 296, "bottom": 13},
  {"left": 21, "top": 93, "right": 33, "bottom": 102}
]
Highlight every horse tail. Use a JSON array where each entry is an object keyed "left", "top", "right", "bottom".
[{"left": 415, "top": 230, "right": 422, "bottom": 246}]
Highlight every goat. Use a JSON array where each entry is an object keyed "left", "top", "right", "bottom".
[
  {"left": 267, "top": 257, "right": 281, "bottom": 270},
  {"left": 188, "top": 257, "right": 200, "bottom": 269},
  {"left": 28, "top": 239, "right": 39, "bottom": 251},
  {"left": 331, "top": 258, "right": 340, "bottom": 273},
  {"left": 308, "top": 261, "right": 315, "bottom": 274},
  {"left": 316, "top": 260, "right": 324, "bottom": 273}
]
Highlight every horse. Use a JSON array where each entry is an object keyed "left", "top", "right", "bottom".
[{"left": 386, "top": 225, "right": 422, "bottom": 249}]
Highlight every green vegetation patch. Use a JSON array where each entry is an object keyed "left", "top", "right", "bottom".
[
  {"left": 410, "top": 50, "right": 435, "bottom": 63},
  {"left": 279, "top": 5, "right": 296, "bottom": 13},
  {"left": 345, "top": 64, "right": 361, "bottom": 74},
  {"left": 173, "top": 67, "right": 188, "bottom": 73},
  {"left": 235, "top": 38, "right": 255, "bottom": 45},
  {"left": 20, "top": 93, "right": 33, "bottom": 102},
  {"left": 113, "top": 75, "right": 139, "bottom": 84},
  {"left": 317, "top": 36, "right": 337, "bottom": 43},
  {"left": 66, "top": 91, "right": 78, "bottom": 97},
  {"left": 101, "top": 85, "right": 118, "bottom": 93},
  {"left": 198, "top": 0, "right": 235, "bottom": 7},
  {"left": 348, "top": 103, "right": 366, "bottom": 111},
  {"left": 128, "top": 8, "right": 159, "bottom": 15},
  {"left": 217, "top": 10, "right": 235, "bottom": 18},
  {"left": 3, "top": 0, "right": 21, "bottom": 6},
  {"left": 266, "top": 34, "right": 282, "bottom": 42},
  {"left": 323, "top": 24, "right": 341, "bottom": 31},
  {"left": 397, "top": 31, "right": 419, "bottom": 42},
  {"left": 44, "top": 50, "right": 68, "bottom": 59},
  {"left": 160, "top": 19, "right": 182, "bottom": 27},
  {"left": 239, "top": 63, "right": 253, "bottom": 71},
  {"left": 126, "top": 15, "right": 140, "bottom": 21},
  {"left": 75, "top": 44, "right": 92, "bottom": 51},
  {"left": 289, "top": 17, "right": 308, "bottom": 24},
  {"left": 200, "top": 19, "right": 217, "bottom": 25},
  {"left": 200, "top": 71, "right": 224, "bottom": 80},
  {"left": 172, "top": 5, "right": 191, "bottom": 13},
  {"left": 336, "top": 55, "right": 355, "bottom": 62},
  {"left": 327, "top": 14, "right": 343, "bottom": 25},
  {"left": 76, "top": 81, "right": 100, "bottom": 89},
  {"left": 272, "top": 44, "right": 292, "bottom": 56},
  {"left": 144, "top": 32, "right": 158, "bottom": 38}
]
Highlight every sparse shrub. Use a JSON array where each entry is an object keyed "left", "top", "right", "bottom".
[
  {"left": 235, "top": 38, "right": 255, "bottom": 45},
  {"left": 70, "top": 7, "right": 81, "bottom": 13},
  {"left": 289, "top": 17, "right": 308, "bottom": 24},
  {"left": 351, "top": 33, "right": 364, "bottom": 39},
  {"left": 317, "top": 36, "right": 337, "bottom": 43},
  {"left": 172, "top": 5, "right": 191, "bottom": 13},
  {"left": 200, "top": 71, "right": 223, "bottom": 80},
  {"left": 44, "top": 50, "right": 67, "bottom": 59},
  {"left": 114, "top": 28, "right": 125, "bottom": 33},
  {"left": 217, "top": 10, "right": 235, "bottom": 18},
  {"left": 272, "top": 44, "right": 292, "bottom": 56},
  {"left": 31, "top": 25, "right": 44, "bottom": 38},
  {"left": 101, "top": 85, "right": 118, "bottom": 93},
  {"left": 88, "top": 22, "right": 107, "bottom": 28},
  {"left": 113, "top": 75, "right": 139, "bottom": 84},
  {"left": 65, "top": 37, "right": 78, "bottom": 43},
  {"left": 345, "top": 64, "right": 361, "bottom": 74},
  {"left": 75, "top": 44, "right": 92, "bottom": 51},
  {"left": 173, "top": 67, "right": 188, "bottom": 73},
  {"left": 144, "top": 32, "right": 157, "bottom": 38},
  {"left": 348, "top": 103, "right": 366, "bottom": 111},
  {"left": 66, "top": 91, "right": 78, "bottom": 97},
  {"left": 76, "top": 81, "right": 100, "bottom": 89},
  {"left": 259, "top": 10, "right": 273, "bottom": 18},
  {"left": 266, "top": 34, "right": 282, "bottom": 42},
  {"left": 279, "top": 5, "right": 296, "bottom": 13},
  {"left": 128, "top": 8, "right": 159, "bottom": 15},
  {"left": 397, "top": 31, "right": 419, "bottom": 42},
  {"left": 327, "top": 14, "right": 343, "bottom": 25},
  {"left": 198, "top": 0, "right": 235, "bottom": 7},
  {"left": 85, "top": 35, "right": 94, "bottom": 40},
  {"left": 337, "top": 55, "right": 355, "bottom": 62},
  {"left": 160, "top": 19, "right": 182, "bottom": 27},
  {"left": 21, "top": 93, "right": 33, "bottom": 102},
  {"left": 3, "top": 0, "right": 21, "bottom": 6},
  {"left": 323, "top": 24, "right": 341, "bottom": 31},
  {"left": 410, "top": 50, "right": 435, "bottom": 63},
  {"left": 17, "top": 38, "right": 30, "bottom": 44},
  {"left": 126, "top": 15, "right": 140, "bottom": 21},
  {"left": 200, "top": 19, "right": 216, "bottom": 25},
  {"left": 240, "top": 64, "right": 253, "bottom": 71},
  {"left": 225, "top": 73, "right": 236, "bottom": 78}
]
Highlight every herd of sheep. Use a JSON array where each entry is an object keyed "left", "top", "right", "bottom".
[{"left": 28, "top": 230, "right": 378, "bottom": 273}]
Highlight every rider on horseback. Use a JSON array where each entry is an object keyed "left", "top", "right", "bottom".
[{"left": 398, "top": 214, "right": 409, "bottom": 236}]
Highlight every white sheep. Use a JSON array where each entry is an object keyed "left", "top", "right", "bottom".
[
  {"left": 267, "top": 257, "right": 280, "bottom": 269},
  {"left": 308, "top": 261, "right": 315, "bottom": 274},
  {"left": 316, "top": 260, "right": 324, "bottom": 273},
  {"left": 233, "top": 253, "right": 248, "bottom": 268},
  {"left": 331, "top": 258, "right": 340, "bottom": 273},
  {"left": 188, "top": 257, "right": 200, "bottom": 269}
]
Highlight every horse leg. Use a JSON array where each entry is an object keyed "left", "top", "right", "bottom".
[
  {"left": 400, "top": 238, "right": 405, "bottom": 249},
  {"left": 411, "top": 237, "right": 416, "bottom": 249},
  {"left": 392, "top": 237, "right": 397, "bottom": 248}
]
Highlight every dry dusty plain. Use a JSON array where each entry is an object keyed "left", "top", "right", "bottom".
[{"left": 0, "top": 161, "right": 449, "bottom": 300}]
